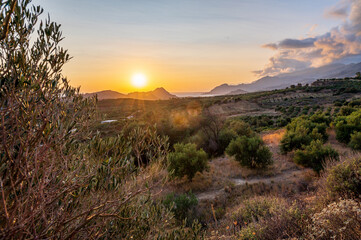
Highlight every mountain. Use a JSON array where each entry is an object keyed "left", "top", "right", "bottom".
[
  {"left": 205, "top": 62, "right": 361, "bottom": 95},
  {"left": 83, "top": 87, "right": 177, "bottom": 100},
  {"left": 203, "top": 84, "right": 246, "bottom": 96},
  {"left": 227, "top": 88, "right": 248, "bottom": 95},
  {"left": 83, "top": 90, "right": 125, "bottom": 100},
  {"left": 127, "top": 87, "right": 177, "bottom": 100}
]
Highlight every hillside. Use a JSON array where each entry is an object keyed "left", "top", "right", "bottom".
[
  {"left": 127, "top": 87, "right": 177, "bottom": 100},
  {"left": 84, "top": 87, "right": 177, "bottom": 100},
  {"left": 206, "top": 62, "right": 361, "bottom": 95},
  {"left": 83, "top": 90, "right": 125, "bottom": 100}
]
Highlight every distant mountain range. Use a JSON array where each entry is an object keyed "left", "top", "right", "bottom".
[
  {"left": 83, "top": 87, "right": 177, "bottom": 100},
  {"left": 205, "top": 62, "right": 361, "bottom": 96}
]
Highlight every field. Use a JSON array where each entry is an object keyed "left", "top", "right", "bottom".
[{"left": 93, "top": 78, "right": 361, "bottom": 239}]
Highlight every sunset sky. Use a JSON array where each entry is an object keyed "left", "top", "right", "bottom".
[{"left": 34, "top": 0, "right": 361, "bottom": 93}]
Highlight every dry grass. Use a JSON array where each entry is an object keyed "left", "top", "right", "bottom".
[
  {"left": 262, "top": 129, "right": 286, "bottom": 146},
  {"left": 326, "top": 129, "right": 359, "bottom": 158},
  {"left": 166, "top": 157, "right": 243, "bottom": 193}
]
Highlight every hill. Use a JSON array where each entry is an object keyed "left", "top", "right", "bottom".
[
  {"left": 83, "top": 90, "right": 125, "bottom": 100},
  {"left": 205, "top": 62, "right": 361, "bottom": 95},
  {"left": 127, "top": 87, "right": 177, "bottom": 100},
  {"left": 84, "top": 87, "right": 177, "bottom": 100},
  {"left": 203, "top": 84, "right": 246, "bottom": 96}
]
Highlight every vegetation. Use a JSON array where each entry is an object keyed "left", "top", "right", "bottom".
[
  {"left": 233, "top": 196, "right": 303, "bottom": 240},
  {"left": 306, "top": 199, "right": 361, "bottom": 240},
  {"left": 334, "top": 108, "right": 361, "bottom": 144},
  {"left": 326, "top": 157, "right": 361, "bottom": 199},
  {"left": 280, "top": 114, "right": 328, "bottom": 154},
  {"left": 2, "top": 1, "right": 361, "bottom": 238},
  {"left": 168, "top": 143, "right": 208, "bottom": 181},
  {"left": 226, "top": 136, "right": 273, "bottom": 169},
  {"left": 163, "top": 192, "right": 198, "bottom": 223},
  {"left": 349, "top": 131, "right": 361, "bottom": 150},
  {"left": 294, "top": 140, "right": 339, "bottom": 173},
  {"left": 0, "top": 1, "right": 202, "bottom": 238}
]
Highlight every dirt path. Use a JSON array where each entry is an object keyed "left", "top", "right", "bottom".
[
  {"left": 196, "top": 129, "right": 307, "bottom": 201},
  {"left": 196, "top": 168, "right": 305, "bottom": 201}
]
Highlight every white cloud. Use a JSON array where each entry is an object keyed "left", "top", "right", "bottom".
[{"left": 255, "top": 0, "right": 361, "bottom": 77}]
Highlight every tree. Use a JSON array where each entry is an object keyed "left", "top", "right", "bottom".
[
  {"left": 226, "top": 136, "right": 273, "bottom": 169},
  {"left": 168, "top": 143, "right": 208, "bottom": 181},
  {"left": 356, "top": 72, "right": 361, "bottom": 79},
  {"left": 349, "top": 132, "right": 361, "bottom": 150},
  {"left": 280, "top": 115, "right": 328, "bottom": 154},
  {"left": 0, "top": 1, "right": 201, "bottom": 238},
  {"left": 335, "top": 109, "right": 361, "bottom": 144},
  {"left": 198, "top": 109, "right": 225, "bottom": 156},
  {"left": 163, "top": 192, "right": 198, "bottom": 223}
]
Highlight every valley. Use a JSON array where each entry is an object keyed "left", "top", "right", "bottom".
[{"left": 93, "top": 76, "right": 361, "bottom": 239}]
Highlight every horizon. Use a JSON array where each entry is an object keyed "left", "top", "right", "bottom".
[{"left": 34, "top": 0, "right": 361, "bottom": 93}]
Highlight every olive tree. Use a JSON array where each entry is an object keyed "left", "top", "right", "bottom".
[
  {"left": 226, "top": 136, "right": 273, "bottom": 169},
  {"left": 168, "top": 143, "right": 208, "bottom": 181},
  {"left": 0, "top": 1, "right": 201, "bottom": 239}
]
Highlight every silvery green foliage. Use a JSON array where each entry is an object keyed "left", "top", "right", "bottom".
[
  {"left": 307, "top": 199, "right": 361, "bottom": 240},
  {"left": 0, "top": 1, "right": 203, "bottom": 239}
]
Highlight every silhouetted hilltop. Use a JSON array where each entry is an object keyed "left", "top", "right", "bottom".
[{"left": 84, "top": 87, "right": 177, "bottom": 100}]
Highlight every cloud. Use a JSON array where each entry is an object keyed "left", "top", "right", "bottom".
[
  {"left": 255, "top": 0, "right": 361, "bottom": 77},
  {"left": 325, "top": 2, "right": 349, "bottom": 19},
  {"left": 262, "top": 43, "right": 278, "bottom": 50}
]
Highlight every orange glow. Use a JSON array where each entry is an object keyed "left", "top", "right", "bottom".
[{"left": 63, "top": 44, "right": 273, "bottom": 94}]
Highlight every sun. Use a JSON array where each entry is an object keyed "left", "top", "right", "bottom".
[{"left": 131, "top": 73, "right": 147, "bottom": 88}]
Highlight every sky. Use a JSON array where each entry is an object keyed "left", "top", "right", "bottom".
[{"left": 33, "top": 0, "right": 361, "bottom": 93}]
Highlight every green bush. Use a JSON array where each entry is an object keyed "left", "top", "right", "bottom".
[
  {"left": 280, "top": 115, "right": 328, "bottom": 154},
  {"left": 217, "top": 128, "right": 238, "bottom": 154},
  {"left": 226, "top": 136, "right": 272, "bottom": 169},
  {"left": 228, "top": 120, "right": 253, "bottom": 137},
  {"left": 163, "top": 192, "right": 198, "bottom": 223},
  {"left": 168, "top": 143, "right": 208, "bottom": 181},
  {"left": 335, "top": 121, "right": 356, "bottom": 143},
  {"left": 294, "top": 140, "right": 339, "bottom": 173},
  {"left": 338, "top": 106, "right": 356, "bottom": 116},
  {"left": 349, "top": 132, "right": 361, "bottom": 150},
  {"left": 235, "top": 197, "right": 303, "bottom": 240},
  {"left": 233, "top": 196, "right": 284, "bottom": 223},
  {"left": 310, "top": 111, "right": 331, "bottom": 125},
  {"left": 335, "top": 109, "right": 361, "bottom": 144},
  {"left": 326, "top": 157, "right": 361, "bottom": 199}
]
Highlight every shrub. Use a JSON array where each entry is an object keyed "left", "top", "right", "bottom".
[
  {"left": 307, "top": 199, "right": 361, "bottom": 240},
  {"left": 280, "top": 116, "right": 328, "bottom": 154},
  {"left": 217, "top": 128, "right": 238, "bottom": 154},
  {"left": 226, "top": 136, "right": 273, "bottom": 169},
  {"left": 335, "top": 109, "right": 361, "bottom": 144},
  {"left": 310, "top": 111, "right": 331, "bottom": 125},
  {"left": 168, "top": 143, "right": 208, "bottom": 181},
  {"left": 338, "top": 105, "right": 356, "bottom": 116},
  {"left": 335, "top": 121, "right": 357, "bottom": 143},
  {"left": 294, "top": 140, "right": 339, "bottom": 173},
  {"left": 280, "top": 126, "right": 312, "bottom": 154},
  {"left": 232, "top": 196, "right": 286, "bottom": 223},
  {"left": 349, "top": 131, "right": 361, "bottom": 150},
  {"left": 326, "top": 157, "right": 361, "bottom": 199},
  {"left": 228, "top": 120, "right": 253, "bottom": 137},
  {"left": 234, "top": 197, "right": 303, "bottom": 240},
  {"left": 163, "top": 192, "right": 198, "bottom": 223}
]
